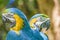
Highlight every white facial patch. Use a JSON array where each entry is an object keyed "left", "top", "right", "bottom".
[{"left": 2, "top": 12, "right": 16, "bottom": 28}]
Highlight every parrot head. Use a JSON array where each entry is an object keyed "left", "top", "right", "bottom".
[
  {"left": 29, "top": 14, "right": 50, "bottom": 31},
  {"left": 2, "top": 8, "right": 30, "bottom": 32}
]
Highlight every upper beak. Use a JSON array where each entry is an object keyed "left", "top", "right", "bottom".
[{"left": 40, "top": 18, "right": 50, "bottom": 30}]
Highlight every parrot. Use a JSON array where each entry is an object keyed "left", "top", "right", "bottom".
[
  {"left": 2, "top": 8, "right": 44, "bottom": 40},
  {"left": 29, "top": 14, "right": 50, "bottom": 40}
]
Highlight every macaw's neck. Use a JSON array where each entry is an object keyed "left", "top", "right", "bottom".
[{"left": 10, "top": 14, "right": 24, "bottom": 31}]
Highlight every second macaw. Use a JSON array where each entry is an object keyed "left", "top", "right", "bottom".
[{"left": 29, "top": 14, "right": 50, "bottom": 40}]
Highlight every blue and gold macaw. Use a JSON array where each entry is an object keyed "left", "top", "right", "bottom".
[
  {"left": 29, "top": 14, "right": 50, "bottom": 40},
  {"left": 2, "top": 8, "right": 44, "bottom": 40}
]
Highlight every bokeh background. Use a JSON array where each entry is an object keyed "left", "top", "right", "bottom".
[{"left": 0, "top": 0, "right": 60, "bottom": 40}]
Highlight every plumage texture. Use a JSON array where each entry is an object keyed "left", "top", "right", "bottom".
[
  {"left": 40, "top": 32, "right": 49, "bottom": 40},
  {"left": 3, "top": 8, "right": 44, "bottom": 40}
]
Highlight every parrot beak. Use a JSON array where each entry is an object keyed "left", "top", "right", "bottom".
[
  {"left": 40, "top": 18, "right": 50, "bottom": 30},
  {"left": 2, "top": 13, "right": 16, "bottom": 30},
  {"left": 34, "top": 17, "right": 50, "bottom": 31}
]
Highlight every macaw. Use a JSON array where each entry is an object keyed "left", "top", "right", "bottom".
[
  {"left": 2, "top": 8, "right": 44, "bottom": 40},
  {"left": 29, "top": 14, "right": 50, "bottom": 40}
]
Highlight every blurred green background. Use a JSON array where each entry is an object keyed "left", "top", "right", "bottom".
[{"left": 0, "top": 0, "right": 55, "bottom": 40}]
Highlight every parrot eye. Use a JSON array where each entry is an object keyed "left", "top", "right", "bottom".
[{"left": 2, "top": 13, "right": 16, "bottom": 30}]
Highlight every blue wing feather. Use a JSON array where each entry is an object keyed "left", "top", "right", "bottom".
[
  {"left": 40, "top": 32, "right": 48, "bottom": 40},
  {"left": 6, "top": 30, "right": 20, "bottom": 40}
]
